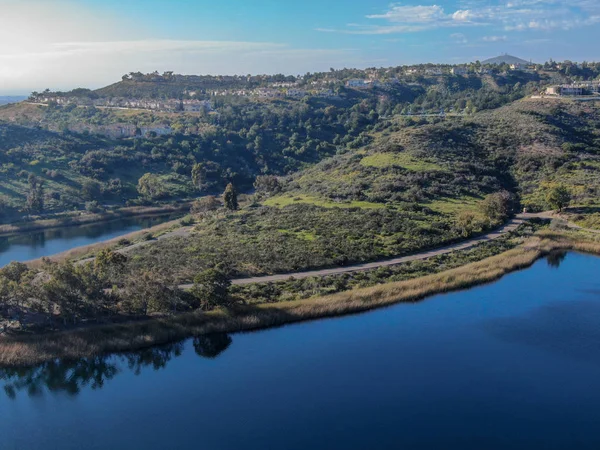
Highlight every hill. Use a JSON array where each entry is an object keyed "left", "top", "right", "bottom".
[
  {"left": 0, "top": 67, "right": 551, "bottom": 219},
  {"left": 482, "top": 54, "right": 531, "bottom": 65},
  {"left": 121, "top": 98, "right": 600, "bottom": 282}
]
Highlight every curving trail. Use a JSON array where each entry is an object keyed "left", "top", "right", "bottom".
[{"left": 180, "top": 212, "right": 552, "bottom": 288}]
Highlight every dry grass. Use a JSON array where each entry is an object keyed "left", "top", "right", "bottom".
[{"left": 2, "top": 231, "right": 599, "bottom": 367}]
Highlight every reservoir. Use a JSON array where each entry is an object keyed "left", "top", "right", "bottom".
[
  {"left": 1, "top": 252, "right": 600, "bottom": 449},
  {"left": 0, "top": 214, "right": 177, "bottom": 267}
]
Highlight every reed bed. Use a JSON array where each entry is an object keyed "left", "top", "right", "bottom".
[{"left": 2, "top": 232, "right": 600, "bottom": 367}]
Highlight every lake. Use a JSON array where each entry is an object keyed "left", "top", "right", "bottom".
[
  {"left": 0, "top": 215, "right": 177, "bottom": 268},
  {"left": 1, "top": 251, "right": 600, "bottom": 449}
]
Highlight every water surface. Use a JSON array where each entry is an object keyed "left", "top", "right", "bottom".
[
  {"left": 0, "top": 215, "right": 177, "bottom": 267},
  {"left": 1, "top": 252, "right": 600, "bottom": 449}
]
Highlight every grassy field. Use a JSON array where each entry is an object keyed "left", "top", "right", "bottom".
[
  {"left": 2, "top": 228, "right": 599, "bottom": 367},
  {"left": 359, "top": 152, "right": 446, "bottom": 172},
  {"left": 424, "top": 196, "right": 483, "bottom": 214},
  {"left": 263, "top": 194, "right": 385, "bottom": 209}
]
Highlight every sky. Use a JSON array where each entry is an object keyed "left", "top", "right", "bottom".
[{"left": 0, "top": 0, "right": 599, "bottom": 94}]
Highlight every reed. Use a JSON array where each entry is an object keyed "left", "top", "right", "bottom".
[{"left": 2, "top": 232, "right": 600, "bottom": 367}]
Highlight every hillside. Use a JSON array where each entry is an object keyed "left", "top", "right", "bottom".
[
  {"left": 0, "top": 68, "right": 552, "bottom": 219},
  {"left": 482, "top": 54, "right": 531, "bottom": 65},
  {"left": 2, "top": 75, "right": 600, "bottom": 333},
  {"left": 120, "top": 99, "right": 600, "bottom": 282},
  {"left": 2, "top": 70, "right": 600, "bottom": 281}
]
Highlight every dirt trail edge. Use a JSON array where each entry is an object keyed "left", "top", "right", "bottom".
[{"left": 180, "top": 212, "right": 554, "bottom": 288}]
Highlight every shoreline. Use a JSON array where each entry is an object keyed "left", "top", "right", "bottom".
[
  {"left": 0, "top": 204, "right": 189, "bottom": 238},
  {"left": 24, "top": 214, "right": 190, "bottom": 269},
  {"left": 1, "top": 230, "right": 598, "bottom": 367}
]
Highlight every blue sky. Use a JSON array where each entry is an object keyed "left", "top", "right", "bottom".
[{"left": 1, "top": 0, "right": 599, "bottom": 93}]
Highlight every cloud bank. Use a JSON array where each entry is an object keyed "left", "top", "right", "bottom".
[{"left": 320, "top": 0, "right": 600, "bottom": 35}]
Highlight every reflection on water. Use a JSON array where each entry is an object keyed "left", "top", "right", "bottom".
[
  {"left": 2, "top": 252, "right": 600, "bottom": 450},
  {"left": 0, "top": 333, "right": 232, "bottom": 399},
  {"left": 193, "top": 334, "right": 232, "bottom": 358},
  {"left": 0, "top": 214, "right": 178, "bottom": 267},
  {"left": 485, "top": 300, "right": 600, "bottom": 362},
  {"left": 546, "top": 250, "right": 568, "bottom": 268}
]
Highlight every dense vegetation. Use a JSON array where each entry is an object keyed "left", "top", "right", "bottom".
[{"left": 1, "top": 63, "right": 600, "bottom": 335}]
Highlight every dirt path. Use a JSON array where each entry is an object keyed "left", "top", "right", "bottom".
[
  {"left": 179, "top": 213, "right": 550, "bottom": 288},
  {"left": 76, "top": 226, "right": 193, "bottom": 265}
]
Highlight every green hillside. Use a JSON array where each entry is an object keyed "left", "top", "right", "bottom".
[{"left": 119, "top": 98, "right": 600, "bottom": 281}]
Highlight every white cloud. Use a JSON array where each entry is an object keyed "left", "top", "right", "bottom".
[
  {"left": 321, "top": 0, "right": 600, "bottom": 35},
  {"left": 451, "top": 33, "right": 468, "bottom": 44},
  {"left": 366, "top": 5, "right": 446, "bottom": 23},
  {"left": 482, "top": 35, "right": 508, "bottom": 42}
]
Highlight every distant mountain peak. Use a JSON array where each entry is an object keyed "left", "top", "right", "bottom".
[{"left": 481, "top": 54, "right": 531, "bottom": 65}]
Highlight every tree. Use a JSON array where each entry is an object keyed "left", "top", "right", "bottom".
[
  {"left": 546, "top": 185, "right": 571, "bottom": 212},
  {"left": 191, "top": 163, "right": 204, "bottom": 191},
  {"left": 26, "top": 174, "right": 44, "bottom": 214},
  {"left": 191, "top": 161, "right": 222, "bottom": 192},
  {"left": 94, "top": 250, "right": 127, "bottom": 283},
  {"left": 0, "top": 195, "right": 7, "bottom": 221},
  {"left": 121, "top": 271, "right": 184, "bottom": 315},
  {"left": 41, "top": 260, "right": 109, "bottom": 325},
  {"left": 81, "top": 180, "right": 102, "bottom": 201},
  {"left": 0, "top": 262, "right": 32, "bottom": 329},
  {"left": 137, "top": 173, "right": 165, "bottom": 200},
  {"left": 253, "top": 175, "right": 281, "bottom": 196},
  {"left": 455, "top": 211, "right": 477, "bottom": 237},
  {"left": 480, "top": 190, "right": 512, "bottom": 223},
  {"left": 223, "top": 183, "right": 238, "bottom": 211},
  {"left": 190, "top": 195, "right": 221, "bottom": 214},
  {"left": 191, "top": 268, "right": 231, "bottom": 310}
]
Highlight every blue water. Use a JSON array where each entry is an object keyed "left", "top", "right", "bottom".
[
  {"left": 0, "top": 215, "right": 176, "bottom": 267},
  {"left": 1, "top": 251, "right": 600, "bottom": 449}
]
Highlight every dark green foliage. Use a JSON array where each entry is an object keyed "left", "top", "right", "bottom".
[
  {"left": 190, "top": 195, "right": 220, "bottom": 213},
  {"left": 232, "top": 222, "right": 541, "bottom": 304},
  {"left": 223, "top": 183, "right": 238, "bottom": 211},
  {"left": 41, "top": 260, "right": 112, "bottom": 325},
  {"left": 253, "top": 175, "right": 281, "bottom": 196},
  {"left": 191, "top": 268, "right": 232, "bottom": 310},
  {"left": 121, "top": 271, "right": 187, "bottom": 315},
  {"left": 546, "top": 185, "right": 571, "bottom": 212},
  {"left": 124, "top": 203, "right": 469, "bottom": 281},
  {"left": 137, "top": 173, "right": 166, "bottom": 200},
  {"left": 480, "top": 191, "right": 513, "bottom": 223},
  {"left": 26, "top": 174, "right": 44, "bottom": 214}
]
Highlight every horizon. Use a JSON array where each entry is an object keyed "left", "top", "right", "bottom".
[{"left": 1, "top": 0, "right": 600, "bottom": 95}]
